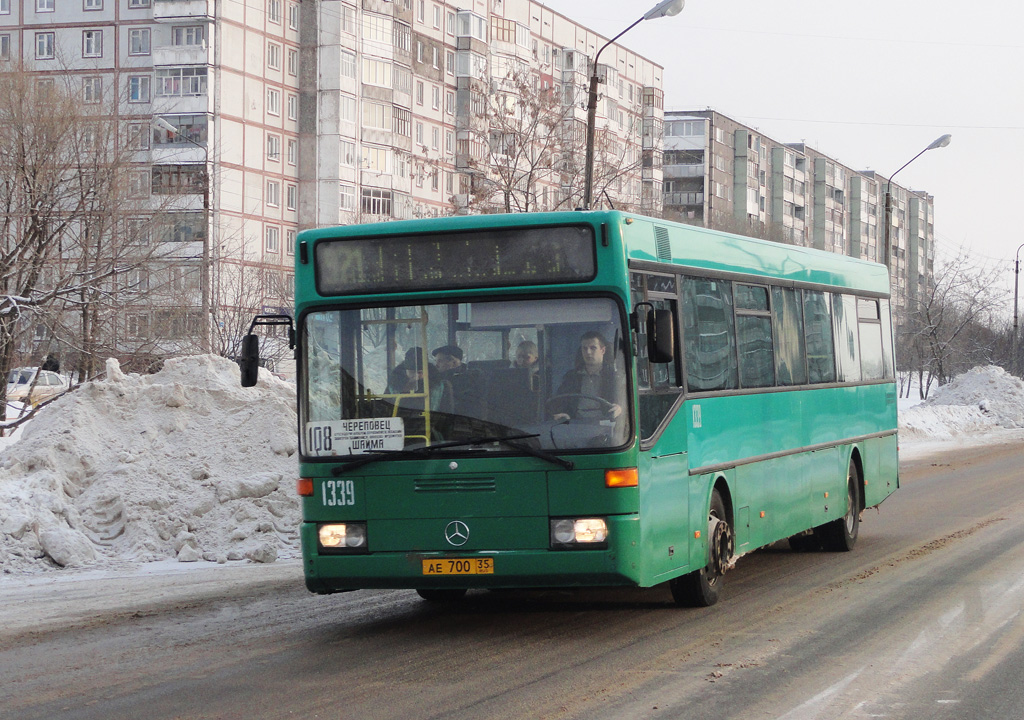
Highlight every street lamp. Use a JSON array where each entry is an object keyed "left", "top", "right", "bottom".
[
  {"left": 582, "top": 0, "right": 684, "bottom": 210},
  {"left": 151, "top": 116, "right": 212, "bottom": 354},
  {"left": 1014, "top": 242, "right": 1024, "bottom": 376},
  {"left": 882, "top": 133, "right": 951, "bottom": 270}
]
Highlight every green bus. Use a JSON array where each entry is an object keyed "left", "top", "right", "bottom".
[{"left": 242, "top": 210, "right": 898, "bottom": 607}]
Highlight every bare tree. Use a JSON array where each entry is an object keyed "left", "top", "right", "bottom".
[
  {"left": 897, "top": 250, "right": 1006, "bottom": 396},
  {"left": 0, "top": 61, "right": 173, "bottom": 421},
  {"left": 456, "top": 65, "right": 646, "bottom": 215}
]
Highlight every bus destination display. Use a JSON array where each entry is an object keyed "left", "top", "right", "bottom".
[{"left": 315, "top": 225, "right": 596, "bottom": 295}]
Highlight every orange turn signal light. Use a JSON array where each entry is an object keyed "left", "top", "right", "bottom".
[
  {"left": 605, "top": 467, "right": 638, "bottom": 488},
  {"left": 297, "top": 477, "right": 314, "bottom": 497}
]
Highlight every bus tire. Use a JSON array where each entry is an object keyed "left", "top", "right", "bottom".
[
  {"left": 815, "top": 460, "right": 861, "bottom": 552},
  {"left": 670, "top": 489, "right": 732, "bottom": 607},
  {"left": 416, "top": 588, "right": 468, "bottom": 603}
]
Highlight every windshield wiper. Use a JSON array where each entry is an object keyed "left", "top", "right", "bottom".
[{"left": 331, "top": 432, "right": 573, "bottom": 474}]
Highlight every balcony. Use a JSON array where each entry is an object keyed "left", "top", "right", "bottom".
[
  {"left": 153, "top": 0, "right": 213, "bottom": 22},
  {"left": 152, "top": 45, "right": 209, "bottom": 67},
  {"left": 663, "top": 163, "right": 704, "bottom": 180}
]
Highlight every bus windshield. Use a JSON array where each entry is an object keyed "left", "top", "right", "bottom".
[{"left": 301, "top": 296, "right": 630, "bottom": 457}]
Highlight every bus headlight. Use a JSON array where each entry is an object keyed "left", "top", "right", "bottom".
[
  {"left": 318, "top": 523, "right": 368, "bottom": 553},
  {"left": 550, "top": 518, "right": 608, "bottom": 549}
]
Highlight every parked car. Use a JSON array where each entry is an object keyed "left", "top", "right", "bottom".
[{"left": 6, "top": 368, "right": 69, "bottom": 405}]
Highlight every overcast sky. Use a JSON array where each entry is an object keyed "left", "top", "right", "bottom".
[{"left": 545, "top": 0, "right": 1024, "bottom": 306}]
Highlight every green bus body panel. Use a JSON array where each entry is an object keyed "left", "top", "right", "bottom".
[
  {"left": 292, "top": 211, "right": 899, "bottom": 594},
  {"left": 302, "top": 514, "right": 644, "bottom": 591}
]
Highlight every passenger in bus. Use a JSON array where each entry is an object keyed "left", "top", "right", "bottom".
[
  {"left": 432, "top": 345, "right": 485, "bottom": 417},
  {"left": 551, "top": 331, "right": 624, "bottom": 422},
  {"left": 511, "top": 341, "right": 539, "bottom": 371},
  {"left": 386, "top": 347, "right": 424, "bottom": 395},
  {"left": 393, "top": 353, "right": 452, "bottom": 413}
]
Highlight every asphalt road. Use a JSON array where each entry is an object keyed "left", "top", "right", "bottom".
[{"left": 3, "top": 439, "right": 1024, "bottom": 720}]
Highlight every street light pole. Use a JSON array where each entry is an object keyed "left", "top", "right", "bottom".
[
  {"left": 582, "top": 0, "right": 684, "bottom": 210},
  {"left": 152, "top": 116, "right": 212, "bottom": 354},
  {"left": 1014, "top": 242, "right": 1024, "bottom": 376},
  {"left": 882, "top": 133, "right": 951, "bottom": 271}
]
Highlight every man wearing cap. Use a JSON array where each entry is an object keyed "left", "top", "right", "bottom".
[{"left": 432, "top": 345, "right": 484, "bottom": 418}]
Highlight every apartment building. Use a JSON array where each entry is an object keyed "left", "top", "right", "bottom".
[
  {"left": 2, "top": 0, "right": 663, "bottom": 367},
  {"left": 1, "top": 0, "right": 300, "bottom": 362},
  {"left": 305, "top": 0, "right": 666, "bottom": 226},
  {"left": 663, "top": 109, "right": 934, "bottom": 320}
]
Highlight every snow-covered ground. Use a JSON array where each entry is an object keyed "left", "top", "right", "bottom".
[{"left": 1, "top": 358, "right": 1022, "bottom": 585}]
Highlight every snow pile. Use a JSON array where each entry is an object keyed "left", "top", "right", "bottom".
[
  {"left": 899, "top": 365, "right": 1024, "bottom": 438},
  {"left": 0, "top": 355, "right": 300, "bottom": 574}
]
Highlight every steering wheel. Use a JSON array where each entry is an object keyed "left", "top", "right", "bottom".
[{"left": 545, "top": 393, "right": 615, "bottom": 419}]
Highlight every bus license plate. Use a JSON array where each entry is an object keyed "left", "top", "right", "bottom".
[{"left": 422, "top": 558, "right": 494, "bottom": 575}]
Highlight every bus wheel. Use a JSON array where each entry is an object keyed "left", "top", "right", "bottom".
[
  {"left": 815, "top": 460, "right": 861, "bottom": 552},
  {"left": 416, "top": 588, "right": 468, "bottom": 603},
  {"left": 670, "top": 489, "right": 733, "bottom": 608}
]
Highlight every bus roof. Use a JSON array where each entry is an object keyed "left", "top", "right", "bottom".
[{"left": 298, "top": 210, "right": 890, "bottom": 297}]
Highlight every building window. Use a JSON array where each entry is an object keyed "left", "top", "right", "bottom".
[
  {"left": 82, "top": 76, "right": 102, "bottom": 103},
  {"left": 431, "top": 85, "right": 440, "bottom": 110},
  {"left": 152, "top": 113, "right": 207, "bottom": 144},
  {"left": 286, "top": 183, "right": 297, "bottom": 211},
  {"left": 339, "top": 94, "right": 355, "bottom": 122},
  {"left": 0, "top": 0, "right": 9, "bottom": 14},
  {"left": 127, "top": 122, "right": 150, "bottom": 150},
  {"left": 361, "top": 187, "right": 392, "bottom": 216},
  {"left": 129, "top": 170, "right": 149, "bottom": 196},
  {"left": 82, "top": 30, "right": 103, "bottom": 58},
  {"left": 152, "top": 165, "right": 205, "bottom": 194},
  {"left": 288, "top": 2, "right": 299, "bottom": 30},
  {"left": 128, "top": 314, "right": 150, "bottom": 338},
  {"left": 393, "top": 106, "right": 411, "bottom": 137},
  {"left": 129, "top": 28, "right": 150, "bottom": 55},
  {"left": 128, "top": 75, "right": 150, "bottom": 102},
  {"left": 268, "top": 0, "right": 281, "bottom": 23},
  {"left": 36, "top": 0, "right": 54, "bottom": 12},
  {"left": 84, "top": 0, "right": 102, "bottom": 10},
  {"left": 415, "top": 80, "right": 423, "bottom": 105},
  {"left": 0, "top": 34, "right": 11, "bottom": 60},
  {"left": 128, "top": 0, "right": 150, "bottom": 7},
  {"left": 265, "top": 225, "right": 280, "bottom": 252},
  {"left": 362, "top": 102, "right": 391, "bottom": 130},
  {"left": 266, "top": 180, "right": 280, "bottom": 207},
  {"left": 287, "top": 93, "right": 297, "bottom": 121},
  {"left": 339, "top": 49, "right": 356, "bottom": 79},
  {"left": 287, "top": 48, "right": 298, "bottom": 76},
  {"left": 339, "top": 183, "right": 355, "bottom": 211},
  {"left": 35, "top": 32, "right": 55, "bottom": 59},
  {"left": 360, "top": 145, "right": 390, "bottom": 173},
  {"left": 339, "top": 139, "right": 355, "bottom": 166},
  {"left": 287, "top": 138, "right": 298, "bottom": 165},
  {"left": 155, "top": 67, "right": 207, "bottom": 96},
  {"left": 286, "top": 229, "right": 296, "bottom": 256},
  {"left": 362, "top": 57, "right": 391, "bottom": 88},
  {"left": 267, "top": 88, "right": 281, "bottom": 115},
  {"left": 267, "top": 42, "right": 281, "bottom": 70},
  {"left": 172, "top": 26, "right": 204, "bottom": 46},
  {"left": 267, "top": 133, "right": 281, "bottom": 160},
  {"left": 340, "top": 3, "right": 355, "bottom": 33}
]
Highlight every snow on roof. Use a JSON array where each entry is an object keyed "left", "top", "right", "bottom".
[{"left": 0, "top": 355, "right": 299, "bottom": 574}]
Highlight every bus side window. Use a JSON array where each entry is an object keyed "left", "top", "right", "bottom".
[
  {"left": 803, "top": 291, "right": 837, "bottom": 384},
  {"left": 857, "top": 298, "right": 884, "bottom": 380},
  {"left": 682, "top": 276, "right": 738, "bottom": 392},
  {"left": 735, "top": 284, "right": 775, "bottom": 389},
  {"left": 771, "top": 287, "right": 807, "bottom": 386},
  {"left": 832, "top": 294, "right": 862, "bottom": 383}
]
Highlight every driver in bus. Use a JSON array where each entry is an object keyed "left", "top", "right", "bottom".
[{"left": 551, "top": 331, "right": 624, "bottom": 422}]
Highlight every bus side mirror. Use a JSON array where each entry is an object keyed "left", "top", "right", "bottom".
[
  {"left": 240, "top": 334, "right": 261, "bottom": 387},
  {"left": 647, "top": 309, "right": 675, "bottom": 364}
]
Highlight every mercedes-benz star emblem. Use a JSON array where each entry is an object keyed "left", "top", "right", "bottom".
[{"left": 444, "top": 520, "right": 469, "bottom": 547}]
